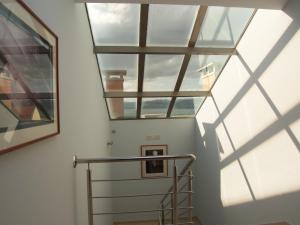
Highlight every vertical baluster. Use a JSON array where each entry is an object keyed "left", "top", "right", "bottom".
[
  {"left": 161, "top": 203, "right": 165, "bottom": 225},
  {"left": 188, "top": 170, "right": 193, "bottom": 224},
  {"left": 87, "top": 165, "right": 94, "bottom": 225},
  {"left": 171, "top": 193, "right": 174, "bottom": 224},
  {"left": 172, "top": 162, "right": 178, "bottom": 225}
]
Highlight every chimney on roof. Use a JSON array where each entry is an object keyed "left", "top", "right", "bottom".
[{"left": 104, "top": 70, "right": 126, "bottom": 118}]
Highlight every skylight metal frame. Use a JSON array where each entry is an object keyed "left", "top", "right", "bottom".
[{"left": 86, "top": 3, "right": 256, "bottom": 120}]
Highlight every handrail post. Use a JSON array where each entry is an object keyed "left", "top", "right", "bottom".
[
  {"left": 188, "top": 170, "right": 193, "bottom": 224},
  {"left": 161, "top": 203, "right": 165, "bottom": 225},
  {"left": 87, "top": 167, "right": 94, "bottom": 225},
  {"left": 171, "top": 193, "right": 174, "bottom": 224},
  {"left": 172, "top": 163, "right": 178, "bottom": 225}
]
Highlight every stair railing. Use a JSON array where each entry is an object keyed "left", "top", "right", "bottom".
[
  {"left": 159, "top": 159, "right": 195, "bottom": 225},
  {"left": 73, "top": 154, "right": 196, "bottom": 225}
]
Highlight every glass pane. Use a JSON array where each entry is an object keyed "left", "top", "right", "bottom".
[
  {"left": 87, "top": 3, "right": 140, "bottom": 46},
  {"left": 147, "top": 5, "right": 198, "bottom": 46},
  {"left": 107, "top": 98, "right": 137, "bottom": 119},
  {"left": 5, "top": 54, "right": 53, "bottom": 93},
  {"left": 98, "top": 54, "right": 138, "bottom": 92},
  {"left": 196, "top": 7, "right": 254, "bottom": 47},
  {"left": 143, "top": 55, "right": 184, "bottom": 91},
  {"left": 180, "top": 55, "right": 228, "bottom": 91},
  {"left": 171, "top": 97, "right": 204, "bottom": 117},
  {"left": 0, "top": 3, "right": 56, "bottom": 131},
  {"left": 37, "top": 99, "right": 55, "bottom": 120},
  {"left": 0, "top": 3, "right": 54, "bottom": 94},
  {"left": 141, "top": 97, "right": 171, "bottom": 118}
]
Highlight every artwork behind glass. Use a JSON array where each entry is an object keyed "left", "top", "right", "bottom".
[
  {"left": 0, "top": 1, "right": 59, "bottom": 154},
  {"left": 141, "top": 145, "right": 168, "bottom": 178}
]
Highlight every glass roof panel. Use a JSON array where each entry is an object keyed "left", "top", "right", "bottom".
[
  {"left": 147, "top": 5, "right": 199, "bottom": 46},
  {"left": 143, "top": 55, "right": 184, "bottom": 91},
  {"left": 196, "top": 7, "right": 254, "bottom": 47},
  {"left": 87, "top": 3, "right": 140, "bottom": 46},
  {"left": 141, "top": 97, "right": 171, "bottom": 118},
  {"left": 171, "top": 97, "right": 204, "bottom": 117},
  {"left": 107, "top": 98, "right": 137, "bottom": 119},
  {"left": 180, "top": 55, "right": 229, "bottom": 91},
  {"left": 98, "top": 54, "right": 138, "bottom": 92}
]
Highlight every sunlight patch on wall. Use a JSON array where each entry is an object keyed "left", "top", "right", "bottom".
[
  {"left": 240, "top": 130, "right": 300, "bottom": 200},
  {"left": 224, "top": 85, "right": 278, "bottom": 150},
  {"left": 237, "top": 9, "right": 292, "bottom": 72},
  {"left": 258, "top": 26, "right": 300, "bottom": 116},
  {"left": 221, "top": 161, "right": 254, "bottom": 207},
  {"left": 212, "top": 56, "right": 250, "bottom": 114}
]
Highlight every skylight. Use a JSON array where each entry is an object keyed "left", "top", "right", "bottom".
[{"left": 86, "top": 3, "right": 255, "bottom": 120}]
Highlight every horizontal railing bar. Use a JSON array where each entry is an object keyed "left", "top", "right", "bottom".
[
  {"left": 161, "top": 190, "right": 194, "bottom": 204},
  {"left": 94, "top": 46, "right": 236, "bottom": 55},
  {"left": 93, "top": 207, "right": 193, "bottom": 216},
  {"left": 178, "top": 222, "right": 193, "bottom": 225},
  {"left": 165, "top": 207, "right": 194, "bottom": 217},
  {"left": 91, "top": 175, "right": 192, "bottom": 182},
  {"left": 73, "top": 154, "right": 196, "bottom": 168},
  {"left": 179, "top": 191, "right": 194, "bottom": 194},
  {"left": 91, "top": 177, "right": 173, "bottom": 182},
  {"left": 93, "top": 192, "right": 173, "bottom": 198},
  {"left": 93, "top": 208, "right": 173, "bottom": 215},
  {"left": 92, "top": 191, "right": 192, "bottom": 199},
  {"left": 179, "top": 207, "right": 193, "bottom": 210}
]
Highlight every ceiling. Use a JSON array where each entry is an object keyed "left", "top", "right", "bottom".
[{"left": 86, "top": 3, "right": 255, "bottom": 120}]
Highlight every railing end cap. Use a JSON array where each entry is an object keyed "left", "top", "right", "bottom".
[
  {"left": 188, "top": 154, "right": 197, "bottom": 160},
  {"left": 73, "top": 155, "right": 78, "bottom": 168}
]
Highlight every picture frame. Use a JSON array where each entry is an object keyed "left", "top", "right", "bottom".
[
  {"left": 141, "top": 145, "right": 168, "bottom": 178},
  {"left": 0, "top": 0, "right": 59, "bottom": 154}
]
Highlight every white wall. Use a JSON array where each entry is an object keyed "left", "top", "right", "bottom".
[
  {"left": 110, "top": 119, "right": 195, "bottom": 221},
  {"left": 194, "top": 0, "right": 300, "bottom": 224},
  {"left": 0, "top": 1, "right": 112, "bottom": 225}
]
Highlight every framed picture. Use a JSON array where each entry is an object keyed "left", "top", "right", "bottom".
[
  {"left": 141, "top": 145, "right": 168, "bottom": 178},
  {"left": 0, "top": 0, "right": 59, "bottom": 154}
]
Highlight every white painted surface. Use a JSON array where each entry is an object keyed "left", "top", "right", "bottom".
[
  {"left": 110, "top": 119, "right": 195, "bottom": 221},
  {"left": 194, "top": 0, "right": 300, "bottom": 225},
  {"left": 0, "top": 1, "right": 112, "bottom": 225}
]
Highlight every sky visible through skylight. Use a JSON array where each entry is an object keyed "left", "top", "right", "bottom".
[{"left": 86, "top": 3, "right": 254, "bottom": 119}]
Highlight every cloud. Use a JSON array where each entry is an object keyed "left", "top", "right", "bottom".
[{"left": 87, "top": 3, "right": 140, "bottom": 45}]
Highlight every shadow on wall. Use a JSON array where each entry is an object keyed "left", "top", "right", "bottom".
[{"left": 193, "top": 1, "right": 300, "bottom": 225}]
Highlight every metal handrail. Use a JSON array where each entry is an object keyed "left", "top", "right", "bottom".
[
  {"left": 73, "top": 154, "right": 196, "bottom": 168},
  {"left": 93, "top": 208, "right": 172, "bottom": 215},
  {"left": 92, "top": 191, "right": 193, "bottom": 199},
  {"left": 93, "top": 207, "right": 193, "bottom": 216},
  {"left": 92, "top": 174, "right": 191, "bottom": 182},
  {"left": 73, "top": 154, "right": 196, "bottom": 225}
]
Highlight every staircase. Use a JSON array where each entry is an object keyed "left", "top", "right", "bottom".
[{"left": 73, "top": 154, "right": 196, "bottom": 225}]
